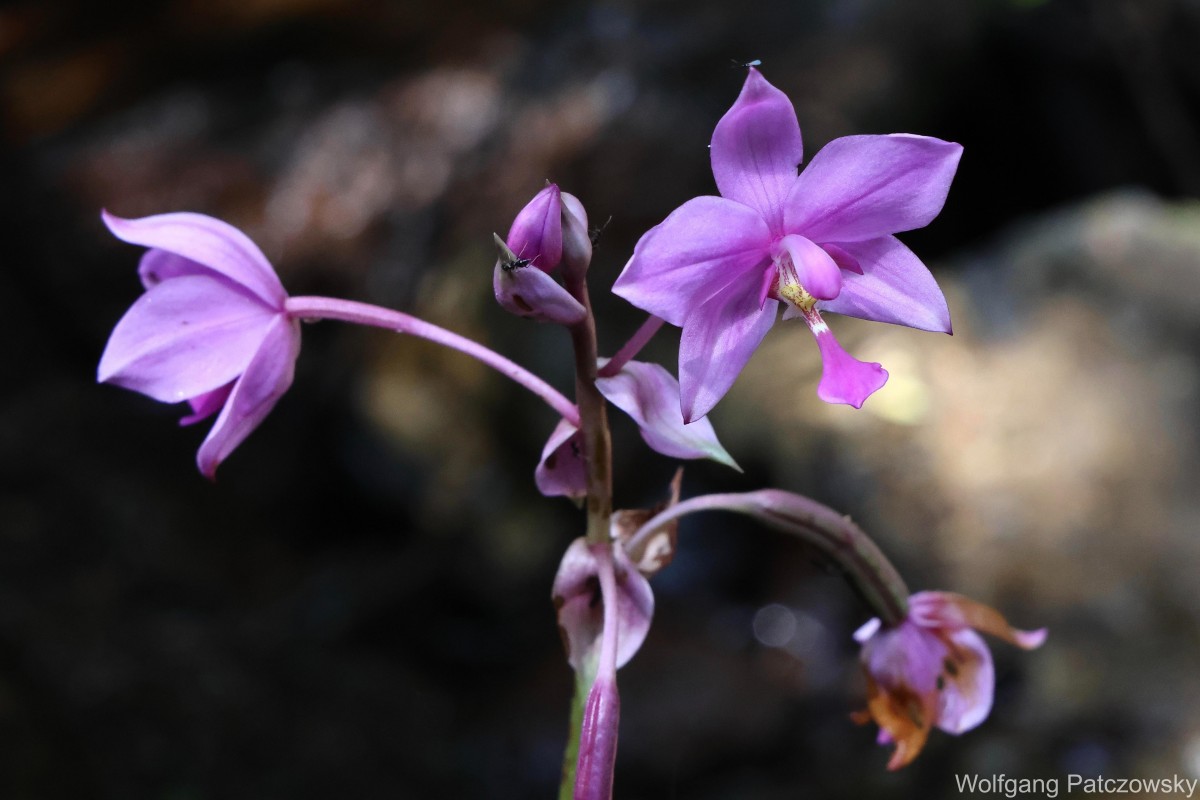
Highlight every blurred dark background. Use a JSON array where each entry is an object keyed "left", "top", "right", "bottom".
[{"left": 4, "top": 0, "right": 1200, "bottom": 797}]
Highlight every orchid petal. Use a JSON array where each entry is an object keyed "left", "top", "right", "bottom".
[
  {"left": 179, "top": 383, "right": 233, "bottom": 426},
  {"left": 102, "top": 211, "right": 287, "bottom": 307},
  {"left": 818, "top": 242, "right": 862, "bottom": 275},
  {"left": 196, "top": 314, "right": 300, "bottom": 479},
  {"left": 711, "top": 67, "right": 803, "bottom": 233},
  {"left": 535, "top": 418, "right": 587, "bottom": 499},
  {"left": 552, "top": 538, "right": 655, "bottom": 672},
  {"left": 858, "top": 623, "right": 942, "bottom": 770},
  {"left": 818, "top": 236, "right": 952, "bottom": 333},
  {"left": 679, "top": 275, "right": 777, "bottom": 422},
  {"left": 911, "top": 592, "right": 1047, "bottom": 650},
  {"left": 138, "top": 249, "right": 211, "bottom": 289},
  {"left": 493, "top": 262, "right": 587, "bottom": 325},
  {"left": 935, "top": 628, "right": 994, "bottom": 735},
  {"left": 613, "top": 196, "right": 772, "bottom": 327},
  {"left": 596, "top": 360, "right": 739, "bottom": 470},
  {"left": 778, "top": 234, "right": 843, "bottom": 300},
  {"left": 506, "top": 184, "right": 563, "bottom": 273},
  {"left": 784, "top": 134, "right": 962, "bottom": 243},
  {"left": 798, "top": 308, "right": 888, "bottom": 408},
  {"left": 98, "top": 274, "right": 279, "bottom": 404}
]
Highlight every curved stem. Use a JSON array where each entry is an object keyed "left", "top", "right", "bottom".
[
  {"left": 597, "top": 315, "right": 665, "bottom": 378},
  {"left": 285, "top": 295, "right": 579, "bottom": 427},
  {"left": 628, "top": 490, "right": 910, "bottom": 627}
]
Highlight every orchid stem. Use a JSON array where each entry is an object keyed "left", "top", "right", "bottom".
[
  {"left": 597, "top": 315, "right": 665, "bottom": 378},
  {"left": 284, "top": 296, "right": 580, "bottom": 428},
  {"left": 628, "top": 491, "right": 910, "bottom": 627},
  {"left": 562, "top": 274, "right": 613, "bottom": 546}
]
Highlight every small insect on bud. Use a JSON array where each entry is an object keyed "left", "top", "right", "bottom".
[{"left": 493, "top": 233, "right": 586, "bottom": 325}]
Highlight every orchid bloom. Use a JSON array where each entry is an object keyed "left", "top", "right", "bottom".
[
  {"left": 98, "top": 211, "right": 300, "bottom": 479},
  {"left": 613, "top": 67, "right": 962, "bottom": 420},
  {"left": 853, "top": 591, "right": 1046, "bottom": 770}
]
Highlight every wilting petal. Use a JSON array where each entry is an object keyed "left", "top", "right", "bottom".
[
  {"left": 196, "top": 314, "right": 300, "bottom": 478},
  {"left": 98, "top": 274, "right": 279, "bottom": 403},
  {"left": 102, "top": 211, "right": 286, "bottom": 307},
  {"left": 784, "top": 134, "right": 962, "bottom": 243},
  {"left": 818, "top": 236, "right": 951, "bottom": 333},
  {"left": 535, "top": 418, "right": 587, "bottom": 499},
  {"left": 710, "top": 67, "right": 803, "bottom": 233},
  {"left": 596, "top": 360, "right": 739, "bottom": 469},
  {"left": 493, "top": 261, "right": 587, "bottom": 324},
  {"left": 935, "top": 628, "right": 994, "bottom": 735},
  {"left": 858, "top": 622, "right": 942, "bottom": 770},
  {"left": 613, "top": 196, "right": 772, "bottom": 327},
  {"left": 506, "top": 184, "right": 563, "bottom": 272},
  {"left": 910, "top": 592, "right": 1047, "bottom": 650},
  {"left": 552, "top": 539, "right": 654, "bottom": 671},
  {"left": 679, "top": 275, "right": 777, "bottom": 422}
]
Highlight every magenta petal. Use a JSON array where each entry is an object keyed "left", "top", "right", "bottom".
[
  {"left": 102, "top": 211, "right": 286, "bottom": 307},
  {"left": 819, "top": 242, "right": 863, "bottom": 275},
  {"left": 98, "top": 274, "right": 279, "bottom": 404},
  {"left": 818, "top": 236, "right": 951, "bottom": 333},
  {"left": 535, "top": 418, "right": 588, "bottom": 499},
  {"left": 613, "top": 196, "right": 772, "bottom": 327},
  {"left": 678, "top": 275, "right": 778, "bottom": 422},
  {"left": 138, "top": 249, "right": 212, "bottom": 289},
  {"left": 196, "top": 315, "right": 300, "bottom": 478},
  {"left": 596, "top": 360, "right": 739, "bottom": 470},
  {"left": 179, "top": 383, "right": 234, "bottom": 426},
  {"left": 784, "top": 134, "right": 962, "bottom": 243},
  {"left": 809, "top": 322, "right": 888, "bottom": 408},
  {"left": 778, "top": 234, "right": 843, "bottom": 300},
  {"left": 493, "top": 262, "right": 587, "bottom": 325},
  {"left": 552, "top": 538, "right": 655, "bottom": 671},
  {"left": 711, "top": 67, "right": 803, "bottom": 233},
  {"left": 862, "top": 623, "right": 945, "bottom": 698},
  {"left": 935, "top": 629, "right": 994, "bottom": 735},
  {"left": 506, "top": 185, "right": 563, "bottom": 273}
]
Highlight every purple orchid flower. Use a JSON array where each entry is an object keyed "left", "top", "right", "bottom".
[
  {"left": 98, "top": 211, "right": 300, "bottom": 479},
  {"left": 613, "top": 67, "right": 962, "bottom": 420},
  {"left": 853, "top": 591, "right": 1046, "bottom": 770}
]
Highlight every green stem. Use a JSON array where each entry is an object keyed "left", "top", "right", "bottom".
[{"left": 558, "top": 670, "right": 591, "bottom": 800}]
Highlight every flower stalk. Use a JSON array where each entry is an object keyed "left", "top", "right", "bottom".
[
  {"left": 283, "top": 295, "right": 580, "bottom": 427},
  {"left": 597, "top": 315, "right": 665, "bottom": 378},
  {"left": 628, "top": 490, "right": 910, "bottom": 627},
  {"left": 562, "top": 265, "right": 613, "bottom": 545}
]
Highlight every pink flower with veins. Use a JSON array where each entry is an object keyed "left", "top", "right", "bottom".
[
  {"left": 613, "top": 67, "right": 962, "bottom": 420},
  {"left": 98, "top": 211, "right": 300, "bottom": 479},
  {"left": 853, "top": 591, "right": 1046, "bottom": 770}
]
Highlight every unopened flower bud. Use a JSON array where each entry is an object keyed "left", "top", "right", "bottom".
[
  {"left": 574, "top": 674, "right": 619, "bottom": 800},
  {"left": 506, "top": 184, "right": 563, "bottom": 272},
  {"left": 493, "top": 234, "right": 587, "bottom": 325},
  {"left": 560, "top": 191, "right": 593, "bottom": 281}
]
